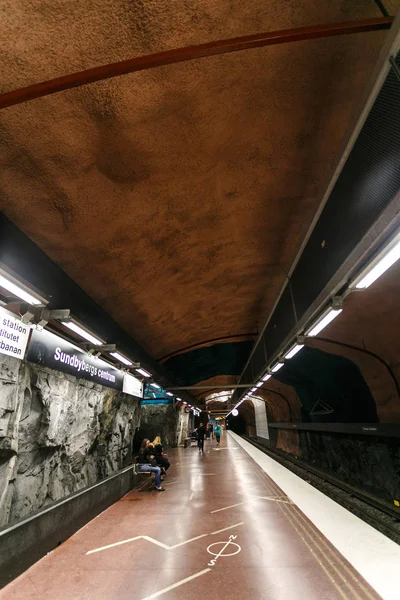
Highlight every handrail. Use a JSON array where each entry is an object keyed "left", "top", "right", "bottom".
[{"left": 0, "top": 18, "right": 392, "bottom": 110}]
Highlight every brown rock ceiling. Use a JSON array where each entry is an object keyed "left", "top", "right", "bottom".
[{"left": 0, "top": 1, "right": 397, "bottom": 370}]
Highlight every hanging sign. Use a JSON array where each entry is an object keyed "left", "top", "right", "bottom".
[
  {"left": 123, "top": 373, "right": 143, "bottom": 398},
  {"left": 0, "top": 306, "right": 31, "bottom": 360},
  {"left": 26, "top": 328, "right": 123, "bottom": 390}
]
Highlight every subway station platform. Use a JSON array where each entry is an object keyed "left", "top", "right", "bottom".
[{"left": 2, "top": 432, "right": 399, "bottom": 600}]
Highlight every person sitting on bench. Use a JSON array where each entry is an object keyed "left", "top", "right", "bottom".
[
  {"left": 152, "top": 436, "right": 170, "bottom": 474},
  {"left": 137, "top": 439, "right": 165, "bottom": 492}
]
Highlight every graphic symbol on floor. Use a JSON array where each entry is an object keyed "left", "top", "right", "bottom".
[{"left": 207, "top": 534, "right": 241, "bottom": 566}]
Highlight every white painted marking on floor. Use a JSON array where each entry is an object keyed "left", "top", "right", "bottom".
[
  {"left": 210, "top": 522, "right": 244, "bottom": 535},
  {"left": 229, "top": 431, "right": 400, "bottom": 600},
  {"left": 141, "top": 536, "right": 171, "bottom": 550},
  {"left": 86, "top": 521, "right": 243, "bottom": 555},
  {"left": 237, "top": 491, "right": 293, "bottom": 505},
  {"left": 210, "top": 501, "right": 246, "bottom": 513},
  {"left": 207, "top": 535, "right": 241, "bottom": 566},
  {"left": 86, "top": 536, "right": 142, "bottom": 554},
  {"left": 189, "top": 491, "right": 195, "bottom": 500},
  {"left": 141, "top": 568, "right": 211, "bottom": 600},
  {"left": 169, "top": 533, "right": 208, "bottom": 549}
]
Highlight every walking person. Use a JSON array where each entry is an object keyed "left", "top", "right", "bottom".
[
  {"left": 196, "top": 423, "right": 206, "bottom": 453},
  {"left": 215, "top": 423, "right": 221, "bottom": 446},
  {"left": 209, "top": 422, "right": 214, "bottom": 440},
  {"left": 137, "top": 439, "right": 165, "bottom": 491}
]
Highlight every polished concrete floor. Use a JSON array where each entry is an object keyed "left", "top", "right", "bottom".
[{"left": 0, "top": 433, "right": 382, "bottom": 600}]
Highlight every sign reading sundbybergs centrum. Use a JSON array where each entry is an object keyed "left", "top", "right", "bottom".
[
  {"left": 0, "top": 306, "right": 31, "bottom": 359},
  {"left": 26, "top": 328, "right": 124, "bottom": 390}
]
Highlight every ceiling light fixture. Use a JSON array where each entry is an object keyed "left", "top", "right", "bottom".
[
  {"left": 61, "top": 318, "right": 104, "bottom": 346},
  {"left": 284, "top": 344, "right": 304, "bottom": 359},
  {"left": 166, "top": 392, "right": 173, "bottom": 397},
  {"left": 251, "top": 387, "right": 257, "bottom": 393},
  {"left": 0, "top": 267, "right": 48, "bottom": 307},
  {"left": 151, "top": 383, "right": 161, "bottom": 389},
  {"left": 110, "top": 351, "right": 133, "bottom": 366},
  {"left": 351, "top": 232, "right": 400, "bottom": 289},
  {"left": 306, "top": 304, "right": 342, "bottom": 337},
  {"left": 262, "top": 373, "right": 271, "bottom": 382},
  {"left": 136, "top": 368, "right": 152, "bottom": 377},
  {"left": 271, "top": 362, "right": 284, "bottom": 373},
  {"left": 255, "top": 381, "right": 263, "bottom": 388}
]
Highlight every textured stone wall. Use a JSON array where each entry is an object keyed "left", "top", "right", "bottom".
[
  {"left": 0, "top": 354, "right": 140, "bottom": 527},
  {"left": 138, "top": 403, "right": 189, "bottom": 447},
  {"left": 299, "top": 431, "right": 400, "bottom": 503}
]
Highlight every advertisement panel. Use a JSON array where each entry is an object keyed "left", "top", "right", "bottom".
[
  {"left": 26, "top": 328, "right": 123, "bottom": 390},
  {"left": 0, "top": 306, "right": 31, "bottom": 360}
]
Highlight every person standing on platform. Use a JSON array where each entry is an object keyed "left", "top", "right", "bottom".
[
  {"left": 209, "top": 421, "right": 214, "bottom": 440},
  {"left": 196, "top": 423, "right": 206, "bottom": 453},
  {"left": 215, "top": 423, "right": 221, "bottom": 446}
]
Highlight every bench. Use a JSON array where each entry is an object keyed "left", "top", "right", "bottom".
[{"left": 132, "top": 456, "right": 153, "bottom": 477}]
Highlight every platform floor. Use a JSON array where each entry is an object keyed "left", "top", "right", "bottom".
[{"left": 1, "top": 432, "right": 396, "bottom": 600}]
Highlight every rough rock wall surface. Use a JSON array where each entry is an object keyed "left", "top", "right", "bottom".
[
  {"left": 299, "top": 431, "right": 400, "bottom": 502},
  {"left": 0, "top": 355, "right": 140, "bottom": 527},
  {"left": 138, "top": 404, "right": 189, "bottom": 448}
]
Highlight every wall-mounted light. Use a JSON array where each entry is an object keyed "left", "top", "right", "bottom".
[
  {"left": 350, "top": 231, "right": 400, "bottom": 290},
  {"left": 61, "top": 318, "right": 104, "bottom": 346},
  {"left": 284, "top": 343, "right": 304, "bottom": 359},
  {"left": 306, "top": 302, "right": 342, "bottom": 337},
  {"left": 232, "top": 409, "right": 239, "bottom": 416},
  {"left": 0, "top": 265, "right": 48, "bottom": 307},
  {"left": 271, "top": 362, "right": 284, "bottom": 373},
  {"left": 110, "top": 351, "right": 133, "bottom": 366},
  {"left": 136, "top": 368, "right": 151, "bottom": 377}
]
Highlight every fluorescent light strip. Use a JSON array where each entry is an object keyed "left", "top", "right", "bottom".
[
  {"left": 151, "top": 383, "right": 161, "bottom": 389},
  {"left": 271, "top": 362, "right": 284, "bottom": 373},
  {"left": 255, "top": 381, "right": 263, "bottom": 388},
  {"left": 355, "top": 239, "right": 400, "bottom": 289},
  {"left": 166, "top": 392, "right": 173, "bottom": 397},
  {"left": 262, "top": 373, "right": 271, "bottom": 382},
  {"left": 62, "top": 321, "right": 103, "bottom": 346},
  {"left": 0, "top": 274, "right": 43, "bottom": 306},
  {"left": 307, "top": 308, "right": 342, "bottom": 337},
  {"left": 251, "top": 387, "right": 257, "bottom": 393},
  {"left": 284, "top": 344, "right": 304, "bottom": 359},
  {"left": 136, "top": 368, "right": 151, "bottom": 377},
  {"left": 110, "top": 352, "right": 132, "bottom": 366}
]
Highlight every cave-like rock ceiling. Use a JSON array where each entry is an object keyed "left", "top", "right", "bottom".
[{"left": 0, "top": 1, "right": 397, "bottom": 388}]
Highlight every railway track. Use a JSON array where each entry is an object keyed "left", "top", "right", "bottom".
[{"left": 242, "top": 435, "right": 400, "bottom": 545}]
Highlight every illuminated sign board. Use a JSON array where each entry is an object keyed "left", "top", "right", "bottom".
[
  {"left": 26, "top": 328, "right": 123, "bottom": 390},
  {"left": 0, "top": 307, "right": 31, "bottom": 360},
  {"left": 123, "top": 373, "right": 143, "bottom": 398}
]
